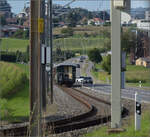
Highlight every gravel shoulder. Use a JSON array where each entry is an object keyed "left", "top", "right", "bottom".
[
  {"left": 44, "top": 85, "right": 89, "bottom": 122},
  {"left": 48, "top": 87, "right": 150, "bottom": 137}
]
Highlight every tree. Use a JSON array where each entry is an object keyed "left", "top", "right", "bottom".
[
  {"left": 101, "top": 54, "right": 111, "bottom": 74},
  {"left": 67, "top": 11, "right": 78, "bottom": 27},
  {"left": 88, "top": 48, "right": 103, "bottom": 63},
  {"left": 12, "top": 29, "right": 29, "bottom": 39},
  {"left": 121, "top": 30, "right": 136, "bottom": 53},
  {"left": 90, "top": 21, "right": 95, "bottom": 26}
]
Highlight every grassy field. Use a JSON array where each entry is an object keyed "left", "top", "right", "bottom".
[
  {"left": 91, "top": 63, "right": 111, "bottom": 84},
  {"left": 54, "top": 37, "right": 109, "bottom": 52},
  {"left": 54, "top": 26, "right": 110, "bottom": 35},
  {"left": 126, "top": 65, "right": 150, "bottom": 87},
  {"left": 0, "top": 62, "right": 29, "bottom": 122},
  {"left": 91, "top": 63, "right": 150, "bottom": 87},
  {"left": 0, "top": 38, "right": 29, "bottom": 52},
  {"left": 85, "top": 111, "right": 150, "bottom": 137},
  {"left": 15, "top": 63, "right": 30, "bottom": 78},
  {"left": 0, "top": 36, "right": 109, "bottom": 53},
  {"left": 5, "top": 83, "right": 29, "bottom": 122}
]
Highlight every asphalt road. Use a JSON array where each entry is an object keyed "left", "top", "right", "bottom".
[
  {"left": 84, "top": 84, "right": 150, "bottom": 103},
  {"left": 62, "top": 56, "right": 150, "bottom": 103}
]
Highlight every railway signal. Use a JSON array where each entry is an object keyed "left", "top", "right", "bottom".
[{"left": 135, "top": 92, "right": 141, "bottom": 130}]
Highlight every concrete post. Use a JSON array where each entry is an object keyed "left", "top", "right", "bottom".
[
  {"left": 135, "top": 92, "right": 141, "bottom": 130},
  {"left": 111, "top": 0, "right": 121, "bottom": 128}
]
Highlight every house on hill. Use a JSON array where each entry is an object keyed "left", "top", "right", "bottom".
[
  {"left": 88, "top": 18, "right": 104, "bottom": 26},
  {"left": 136, "top": 57, "right": 150, "bottom": 68}
]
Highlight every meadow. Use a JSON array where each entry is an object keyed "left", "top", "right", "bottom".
[
  {"left": 91, "top": 62, "right": 150, "bottom": 87},
  {"left": 54, "top": 26, "right": 110, "bottom": 35},
  {"left": 0, "top": 36, "right": 108, "bottom": 53},
  {"left": 54, "top": 37, "right": 109, "bottom": 52},
  {"left": 0, "top": 38, "right": 29, "bottom": 52},
  {"left": 0, "top": 62, "right": 29, "bottom": 122},
  {"left": 85, "top": 110, "right": 150, "bottom": 137}
]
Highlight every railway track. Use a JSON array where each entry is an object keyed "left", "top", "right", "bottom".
[
  {"left": 0, "top": 85, "right": 128, "bottom": 136},
  {"left": 46, "top": 85, "right": 111, "bottom": 134}
]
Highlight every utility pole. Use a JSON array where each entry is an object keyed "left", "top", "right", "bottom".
[
  {"left": 111, "top": 0, "right": 121, "bottom": 128},
  {"left": 41, "top": 0, "right": 46, "bottom": 112},
  {"left": 30, "top": 0, "right": 45, "bottom": 136},
  {"left": 0, "top": 16, "right": 1, "bottom": 61},
  {"left": 47, "top": 0, "right": 53, "bottom": 104},
  {"left": 30, "top": 0, "right": 39, "bottom": 135}
]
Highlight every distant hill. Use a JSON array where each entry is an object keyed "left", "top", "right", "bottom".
[{"left": 106, "top": 7, "right": 149, "bottom": 19}]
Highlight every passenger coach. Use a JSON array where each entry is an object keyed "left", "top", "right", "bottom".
[{"left": 55, "top": 63, "right": 76, "bottom": 86}]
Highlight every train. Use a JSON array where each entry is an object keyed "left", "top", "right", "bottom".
[{"left": 54, "top": 62, "right": 76, "bottom": 86}]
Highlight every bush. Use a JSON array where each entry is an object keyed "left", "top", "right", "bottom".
[
  {"left": 0, "top": 99, "right": 11, "bottom": 119},
  {"left": 0, "top": 62, "right": 28, "bottom": 98},
  {"left": 126, "top": 78, "right": 146, "bottom": 83},
  {"left": 101, "top": 55, "right": 111, "bottom": 74},
  {"left": 0, "top": 49, "right": 29, "bottom": 63},
  {"left": 1, "top": 52, "right": 17, "bottom": 62},
  {"left": 88, "top": 48, "right": 103, "bottom": 63},
  {"left": 12, "top": 29, "right": 29, "bottom": 39},
  {"left": 61, "top": 27, "right": 74, "bottom": 36}
]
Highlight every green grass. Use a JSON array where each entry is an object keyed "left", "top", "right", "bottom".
[
  {"left": 0, "top": 62, "right": 28, "bottom": 98},
  {"left": 14, "top": 63, "right": 30, "bottom": 78},
  {"left": 91, "top": 63, "right": 150, "bottom": 87},
  {"left": 126, "top": 65, "right": 150, "bottom": 87},
  {"left": 5, "top": 83, "right": 29, "bottom": 122},
  {"left": 85, "top": 111, "right": 150, "bottom": 137},
  {"left": 54, "top": 37, "right": 109, "bottom": 52},
  {"left": 1, "top": 38, "right": 29, "bottom": 52},
  {"left": 54, "top": 26, "right": 110, "bottom": 35},
  {"left": 91, "top": 63, "right": 111, "bottom": 83},
  {"left": 0, "top": 62, "right": 29, "bottom": 122},
  {"left": 1, "top": 37, "right": 108, "bottom": 53}
]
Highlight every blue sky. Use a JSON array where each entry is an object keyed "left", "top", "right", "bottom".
[{"left": 8, "top": 0, "right": 150, "bottom": 14}]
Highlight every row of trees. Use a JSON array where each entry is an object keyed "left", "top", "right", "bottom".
[
  {"left": 0, "top": 46, "right": 29, "bottom": 63},
  {"left": 12, "top": 29, "right": 29, "bottom": 39},
  {"left": 87, "top": 29, "right": 137, "bottom": 74}
]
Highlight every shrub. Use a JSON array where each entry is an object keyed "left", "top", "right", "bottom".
[
  {"left": 101, "top": 55, "right": 111, "bottom": 74},
  {"left": 12, "top": 29, "right": 29, "bottom": 39},
  {"left": 0, "top": 50, "right": 29, "bottom": 63},
  {"left": 61, "top": 27, "right": 74, "bottom": 36},
  {"left": 0, "top": 62, "right": 28, "bottom": 98},
  {"left": 0, "top": 99, "right": 11, "bottom": 119},
  {"left": 88, "top": 48, "right": 103, "bottom": 63},
  {"left": 1, "top": 52, "right": 17, "bottom": 62}
]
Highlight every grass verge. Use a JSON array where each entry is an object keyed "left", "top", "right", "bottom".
[
  {"left": 91, "top": 63, "right": 150, "bottom": 87},
  {"left": 4, "top": 83, "right": 29, "bottom": 122},
  {"left": 85, "top": 111, "right": 150, "bottom": 137},
  {"left": 0, "top": 62, "right": 29, "bottom": 122}
]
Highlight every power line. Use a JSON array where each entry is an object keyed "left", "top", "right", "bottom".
[{"left": 6, "top": 0, "right": 150, "bottom": 1}]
